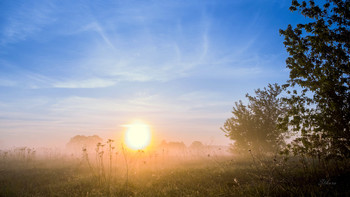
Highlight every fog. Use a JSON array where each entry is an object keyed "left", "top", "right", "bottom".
[{"left": 0, "top": 134, "right": 231, "bottom": 170}]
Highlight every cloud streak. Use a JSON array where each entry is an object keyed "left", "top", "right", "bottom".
[
  {"left": 1, "top": 1, "right": 55, "bottom": 45},
  {"left": 53, "top": 78, "right": 117, "bottom": 89},
  {"left": 0, "top": 0, "right": 297, "bottom": 147}
]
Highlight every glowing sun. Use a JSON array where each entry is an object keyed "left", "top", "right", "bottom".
[{"left": 124, "top": 121, "right": 151, "bottom": 150}]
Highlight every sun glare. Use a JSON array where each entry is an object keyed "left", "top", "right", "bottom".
[{"left": 124, "top": 121, "right": 151, "bottom": 150}]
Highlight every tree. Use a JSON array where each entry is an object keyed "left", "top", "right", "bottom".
[
  {"left": 66, "top": 135, "right": 103, "bottom": 152},
  {"left": 190, "top": 141, "right": 204, "bottom": 149},
  {"left": 222, "top": 84, "right": 287, "bottom": 154},
  {"left": 280, "top": 0, "right": 350, "bottom": 159}
]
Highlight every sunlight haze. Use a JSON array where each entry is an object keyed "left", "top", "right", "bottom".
[{"left": 0, "top": 0, "right": 307, "bottom": 148}]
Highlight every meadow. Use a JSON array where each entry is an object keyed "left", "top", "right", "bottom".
[{"left": 1, "top": 145, "right": 349, "bottom": 197}]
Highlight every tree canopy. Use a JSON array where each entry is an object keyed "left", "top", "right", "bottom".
[
  {"left": 66, "top": 135, "right": 103, "bottom": 152},
  {"left": 280, "top": 0, "right": 350, "bottom": 159},
  {"left": 222, "top": 84, "right": 287, "bottom": 154}
]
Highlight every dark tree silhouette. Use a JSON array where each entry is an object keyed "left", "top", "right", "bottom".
[
  {"left": 222, "top": 84, "right": 287, "bottom": 154},
  {"left": 280, "top": 0, "right": 350, "bottom": 159}
]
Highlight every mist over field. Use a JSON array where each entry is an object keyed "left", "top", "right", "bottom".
[{"left": 1, "top": 0, "right": 350, "bottom": 196}]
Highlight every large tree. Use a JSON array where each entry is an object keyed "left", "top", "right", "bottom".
[
  {"left": 222, "top": 84, "right": 287, "bottom": 154},
  {"left": 280, "top": 0, "right": 350, "bottom": 159}
]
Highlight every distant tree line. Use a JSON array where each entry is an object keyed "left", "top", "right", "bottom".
[
  {"left": 67, "top": 136, "right": 219, "bottom": 153},
  {"left": 222, "top": 0, "right": 350, "bottom": 161}
]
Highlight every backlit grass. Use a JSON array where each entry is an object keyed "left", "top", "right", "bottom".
[{"left": 0, "top": 148, "right": 349, "bottom": 197}]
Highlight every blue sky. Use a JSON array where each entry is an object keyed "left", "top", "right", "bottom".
[{"left": 0, "top": 0, "right": 307, "bottom": 147}]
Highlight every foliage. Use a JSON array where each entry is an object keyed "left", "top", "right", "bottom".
[
  {"left": 66, "top": 135, "right": 103, "bottom": 152},
  {"left": 1, "top": 150, "right": 349, "bottom": 197},
  {"left": 279, "top": 0, "right": 350, "bottom": 159},
  {"left": 222, "top": 84, "right": 288, "bottom": 154}
]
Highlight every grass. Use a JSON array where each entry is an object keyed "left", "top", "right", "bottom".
[{"left": 0, "top": 148, "right": 349, "bottom": 197}]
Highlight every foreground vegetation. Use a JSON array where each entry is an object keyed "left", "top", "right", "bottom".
[{"left": 0, "top": 148, "right": 349, "bottom": 197}]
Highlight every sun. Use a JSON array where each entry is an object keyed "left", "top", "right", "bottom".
[{"left": 124, "top": 121, "right": 151, "bottom": 150}]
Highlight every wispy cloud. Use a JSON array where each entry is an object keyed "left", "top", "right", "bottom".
[
  {"left": 0, "top": 0, "right": 295, "bottom": 146},
  {"left": 53, "top": 78, "right": 117, "bottom": 89},
  {"left": 0, "top": 78, "right": 17, "bottom": 87},
  {"left": 81, "top": 22, "right": 116, "bottom": 50},
  {"left": 0, "top": 1, "right": 55, "bottom": 45}
]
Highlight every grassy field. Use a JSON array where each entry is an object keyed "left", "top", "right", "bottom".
[{"left": 0, "top": 148, "right": 349, "bottom": 197}]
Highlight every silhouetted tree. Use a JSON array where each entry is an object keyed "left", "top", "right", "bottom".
[
  {"left": 190, "top": 141, "right": 204, "bottom": 149},
  {"left": 66, "top": 135, "right": 103, "bottom": 152},
  {"left": 280, "top": 0, "right": 350, "bottom": 159},
  {"left": 222, "top": 84, "right": 287, "bottom": 154}
]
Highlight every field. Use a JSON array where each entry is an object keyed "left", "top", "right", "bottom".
[{"left": 0, "top": 147, "right": 349, "bottom": 197}]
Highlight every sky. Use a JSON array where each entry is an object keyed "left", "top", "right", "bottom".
[{"left": 0, "top": 0, "right": 308, "bottom": 148}]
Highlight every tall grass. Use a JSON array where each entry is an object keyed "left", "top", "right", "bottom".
[{"left": 0, "top": 144, "right": 349, "bottom": 196}]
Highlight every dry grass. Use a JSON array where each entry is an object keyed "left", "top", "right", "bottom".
[{"left": 0, "top": 147, "right": 349, "bottom": 196}]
